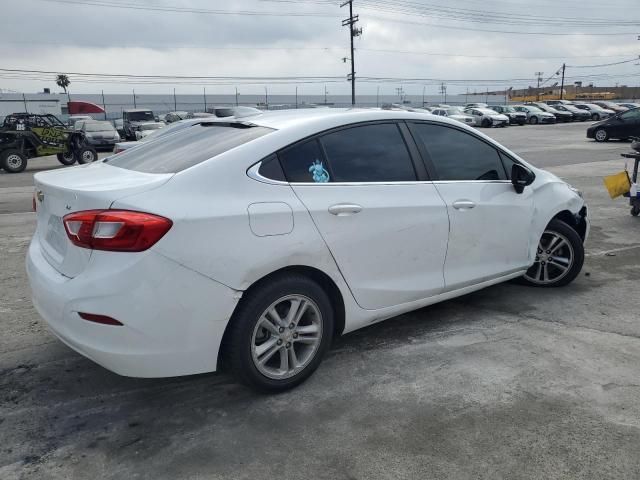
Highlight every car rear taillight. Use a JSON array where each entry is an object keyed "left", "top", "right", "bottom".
[{"left": 63, "top": 210, "right": 172, "bottom": 252}]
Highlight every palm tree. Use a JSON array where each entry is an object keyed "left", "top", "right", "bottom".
[{"left": 55, "top": 74, "right": 70, "bottom": 94}]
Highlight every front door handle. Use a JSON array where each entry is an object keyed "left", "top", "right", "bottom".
[
  {"left": 452, "top": 200, "right": 476, "bottom": 210},
  {"left": 328, "top": 203, "right": 363, "bottom": 216}
]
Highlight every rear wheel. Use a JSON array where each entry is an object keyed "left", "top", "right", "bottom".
[
  {"left": 594, "top": 128, "right": 609, "bottom": 142},
  {"left": 75, "top": 146, "right": 98, "bottom": 164},
  {"left": 56, "top": 151, "right": 76, "bottom": 165},
  {"left": 529, "top": 116, "right": 538, "bottom": 125},
  {"left": 591, "top": 113, "right": 600, "bottom": 121},
  {"left": 0, "top": 149, "right": 27, "bottom": 173},
  {"left": 520, "top": 219, "right": 584, "bottom": 287},
  {"left": 223, "top": 274, "right": 334, "bottom": 392}
]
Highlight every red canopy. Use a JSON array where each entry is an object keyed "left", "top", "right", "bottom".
[{"left": 67, "top": 101, "right": 105, "bottom": 115}]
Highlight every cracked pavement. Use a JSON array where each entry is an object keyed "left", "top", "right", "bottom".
[{"left": 1, "top": 123, "right": 639, "bottom": 479}]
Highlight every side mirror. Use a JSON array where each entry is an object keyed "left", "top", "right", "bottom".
[{"left": 512, "top": 163, "right": 535, "bottom": 194}]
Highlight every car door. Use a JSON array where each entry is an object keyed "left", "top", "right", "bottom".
[
  {"left": 611, "top": 108, "right": 640, "bottom": 138},
  {"left": 279, "top": 122, "right": 450, "bottom": 310},
  {"left": 408, "top": 121, "right": 535, "bottom": 291}
]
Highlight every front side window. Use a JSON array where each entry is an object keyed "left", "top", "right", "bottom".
[
  {"left": 621, "top": 109, "right": 640, "bottom": 120},
  {"left": 410, "top": 123, "right": 506, "bottom": 181},
  {"left": 320, "top": 123, "right": 416, "bottom": 182}
]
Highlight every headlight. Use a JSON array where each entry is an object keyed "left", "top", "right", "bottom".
[{"left": 567, "top": 184, "right": 583, "bottom": 198}]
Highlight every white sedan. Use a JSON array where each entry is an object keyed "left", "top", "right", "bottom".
[
  {"left": 431, "top": 107, "right": 476, "bottom": 126},
  {"left": 27, "top": 109, "right": 588, "bottom": 392},
  {"left": 464, "top": 107, "right": 509, "bottom": 127}
]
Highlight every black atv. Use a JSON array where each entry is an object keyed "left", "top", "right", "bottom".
[{"left": 0, "top": 113, "right": 98, "bottom": 173}]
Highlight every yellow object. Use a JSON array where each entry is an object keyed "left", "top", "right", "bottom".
[{"left": 603, "top": 171, "right": 631, "bottom": 199}]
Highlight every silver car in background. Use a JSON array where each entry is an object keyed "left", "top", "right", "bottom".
[
  {"left": 464, "top": 107, "right": 509, "bottom": 127},
  {"left": 512, "top": 105, "right": 556, "bottom": 125},
  {"left": 574, "top": 103, "right": 614, "bottom": 121},
  {"left": 74, "top": 120, "right": 120, "bottom": 151},
  {"left": 431, "top": 107, "right": 476, "bottom": 126}
]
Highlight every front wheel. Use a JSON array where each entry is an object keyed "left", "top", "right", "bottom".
[
  {"left": 592, "top": 113, "right": 600, "bottom": 121},
  {"left": 0, "top": 149, "right": 27, "bottom": 173},
  {"left": 481, "top": 118, "right": 491, "bottom": 128},
  {"left": 594, "top": 128, "right": 609, "bottom": 142},
  {"left": 520, "top": 219, "right": 584, "bottom": 287},
  {"left": 223, "top": 274, "right": 334, "bottom": 392},
  {"left": 529, "top": 116, "right": 538, "bottom": 125},
  {"left": 56, "top": 151, "right": 76, "bottom": 165},
  {"left": 75, "top": 146, "right": 98, "bottom": 164}
]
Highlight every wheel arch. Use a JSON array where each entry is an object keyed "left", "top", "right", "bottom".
[
  {"left": 217, "top": 264, "right": 346, "bottom": 369},
  {"left": 551, "top": 208, "right": 587, "bottom": 241}
]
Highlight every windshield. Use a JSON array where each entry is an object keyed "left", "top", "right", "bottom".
[
  {"left": 446, "top": 108, "right": 464, "bottom": 115},
  {"left": 127, "top": 111, "right": 154, "bottom": 122},
  {"left": 84, "top": 121, "right": 115, "bottom": 132},
  {"left": 526, "top": 106, "right": 542, "bottom": 112},
  {"left": 106, "top": 123, "right": 273, "bottom": 173},
  {"left": 478, "top": 108, "right": 499, "bottom": 115}
]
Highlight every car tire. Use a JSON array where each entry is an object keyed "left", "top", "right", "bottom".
[
  {"left": 75, "top": 147, "right": 98, "bottom": 164},
  {"left": 0, "top": 149, "right": 28, "bottom": 173},
  {"left": 529, "top": 116, "right": 538, "bottom": 125},
  {"left": 591, "top": 113, "right": 600, "bottom": 121},
  {"left": 519, "top": 219, "right": 584, "bottom": 288},
  {"left": 56, "top": 151, "right": 76, "bottom": 165},
  {"left": 223, "top": 273, "right": 334, "bottom": 392},
  {"left": 594, "top": 128, "right": 609, "bottom": 142},
  {"left": 481, "top": 118, "right": 491, "bottom": 128}
]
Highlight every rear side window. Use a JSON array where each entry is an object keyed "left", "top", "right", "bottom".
[
  {"left": 279, "top": 139, "right": 326, "bottom": 183},
  {"left": 410, "top": 123, "right": 506, "bottom": 181},
  {"left": 106, "top": 123, "right": 273, "bottom": 173},
  {"left": 319, "top": 123, "right": 416, "bottom": 182}
]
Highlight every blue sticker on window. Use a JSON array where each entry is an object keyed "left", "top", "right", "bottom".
[{"left": 309, "top": 159, "right": 330, "bottom": 183}]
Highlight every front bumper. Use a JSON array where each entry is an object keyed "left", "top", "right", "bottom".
[{"left": 26, "top": 236, "right": 240, "bottom": 377}]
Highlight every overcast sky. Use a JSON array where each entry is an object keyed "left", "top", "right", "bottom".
[{"left": 1, "top": 0, "right": 638, "bottom": 96}]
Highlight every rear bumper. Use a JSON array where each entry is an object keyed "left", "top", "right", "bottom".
[{"left": 26, "top": 236, "right": 240, "bottom": 377}]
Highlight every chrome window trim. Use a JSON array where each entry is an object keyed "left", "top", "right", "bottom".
[{"left": 247, "top": 162, "right": 512, "bottom": 186}]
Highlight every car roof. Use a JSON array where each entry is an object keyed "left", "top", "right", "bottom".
[{"left": 124, "top": 109, "right": 153, "bottom": 112}]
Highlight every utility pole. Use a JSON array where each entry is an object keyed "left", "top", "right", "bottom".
[
  {"left": 264, "top": 86, "right": 268, "bottom": 109},
  {"left": 133, "top": 89, "right": 136, "bottom": 108},
  {"left": 535, "top": 71, "right": 544, "bottom": 101},
  {"left": 235, "top": 87, "right": 239, "bottom": 106},
  {"left": 341, "top": 0, "right": 361, "bottom": 106},
  {"left": 396, "top": 86, "right": 405, "bottom": 103},
  {"left": 559, "top": 63, "right": 566, "bottom": 100},
  {"left": 203, "top": 87, "right": 207, "bottom": 112},
  {"left": 295, "top": 85, "right": 298, "bottom": 109},
  {"left": 324, "top": 84, "right": 328, "bottom": 104},
  {"left": 173, "top": 88, "right": 177, "bottom": 111},
  {"left": 422, "top": 85, "right": 425, "bottom": 107},
  {"left": 439, "top": 83, "right": 447, "bottom": 104},
  {"left": 376, "top": 86, "right": 379, "bottom": 107}
]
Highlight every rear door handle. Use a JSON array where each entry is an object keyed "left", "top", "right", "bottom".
[
  {"left": 452, "top": 200, "right": 476, "bottom": 210},
  {"left": 328, "top": 203, "right": 363, "bottom": 216}
]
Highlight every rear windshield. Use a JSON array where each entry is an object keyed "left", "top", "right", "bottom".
[
  {"left": 84, "top": 121, "right": 115, "bottom": 132},
  {"left": 105, "top": 123, "right": 273, "bottom": 173}
]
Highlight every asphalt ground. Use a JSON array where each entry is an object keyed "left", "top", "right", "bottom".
[{"left": 1, "top": 121, "right": 639, "bottom": 479}]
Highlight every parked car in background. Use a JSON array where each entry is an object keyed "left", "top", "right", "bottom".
[
  {"left": 465, "top": 102, "right": 488, "bottom": 109},
  {"left": 512, "top": 105, "right": 556, "bottom": 125},
  {"left": 619, "top": 103, "right": 640, "bottom": 110},
  {"left": 464, "top": 107, "right": 509, "bottom": 127},
  {"left": 530, "top": 102, "right": 573, "bottom": 123},
  {"left": 552, "top": 104, "right": 591, "bottom": 122},
  {"left": 191, "top": 112, "right": 215, "bottom": 118},
  {"left": 122, "top": 109, "right": 155, "bottom": 140},
  {"left": 67, "top": 115, "right": 93, "bottom": 128},
  {"left": 27, "top": 109, "right": 588, "bottom": 392},
  {"left": 574, "top": 103, "right": 614, "bottom": 121},
  {"left": 164, "top": 111, "right": 192, "bottom": 123},
  {"left": 431, "top": 107, "right": 475, "bottom": 126},
  {"left": 134, "top": 121, "right": 165, "bottom": 140},
  {"left": 587, "top": 107, "right": 640, "bottom": 142},
  {"left": 545, "top": 100, "right": 574, "bottom": 107},
  {"left": 75, "top": 120, "right": 120, "bottom": 151},
  {"left": 593, "top": 101, "right": 627, "bottom": 114},
  {"left": 488, "top": 105, "right": 527, "bottom": 125}
]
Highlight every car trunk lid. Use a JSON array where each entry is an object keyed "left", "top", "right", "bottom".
[{"left": 34, "top": 162, "right": 173, "bottom": 278}]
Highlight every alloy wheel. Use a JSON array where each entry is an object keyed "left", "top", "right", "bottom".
[
  {"left": 595, "top": 129, "right": 608, "bottom": 142},
  {"left": 82, "top": 150, "right": 96, "bottom": 163},
  {"left": 251, "top": 295, "right": 322, "bottom": 380},
  {"left": 524, "top": 230, "right": 575, "bottom": 285}
]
